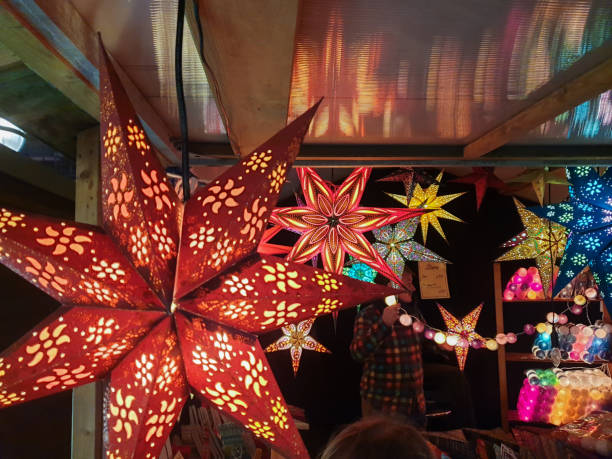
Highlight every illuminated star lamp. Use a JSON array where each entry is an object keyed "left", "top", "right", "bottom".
[
  {"left": 386, "top": 171, "right": 464, "bottom": 243},
  {"left": 529, "top": 167, "right": 612, "bottom": 310},
  {"left": 437, "top": 303, "right": 484, "bottom": 371},
  {"left": 449, "top": 167, "right": 505, "bottom": 211},
  {"left": 373, "top": 218, "right": 448, "bottom": 287},
  {"left": 343, "top": 257, "right": 377, "bottom": 284},
  {"left": 0, "top": 41, "right": 402, "bottom": 459},
  {"left": 496, "top": 198, "right": 567, "bottom": 296},
  {"left": 378, "top": 168, "right": 440, "bottom": 203},
  {"left": 507, "top": 168, "right": 570, "bottom": 206},
  {"left": 270, "top": 167, "right": 430, "bottom": 286},
  {"left": 265, "top": 318, "right": 330, "bottom": 376}
]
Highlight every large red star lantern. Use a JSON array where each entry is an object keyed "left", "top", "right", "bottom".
[
  {"left": 270, "top": 168, "right": 428, "bottom": 287},
  {"left": 437, "top": 303, "right": 484, "bottom": 371},
  {"left": 0, "top": 41, "right": 401, "bottom": 459},
  {"left": 449, "top": 167, "right": 505, "bottom": 210}
]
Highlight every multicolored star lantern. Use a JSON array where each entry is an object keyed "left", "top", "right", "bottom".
[
  {"left": 265, "top": 318, "right": 330, "bottom": 376},
  {"left": 342, "top": 257, "right": 378, "bottom": 284},
  {"left": 449, "top": 167, "right": 505, "bottom": 211},
  {"left": 496, "top": 198, "right": 567, "bottom": 296},
  {"left": 386, "top": 171, "right": 464, "bottom": 243},
  {"left": 373, "top": 218, "right": 448, "bottom": 287},
  {"left": 0, "top": 41, "right": 402, "bottom": 459},
  {"left": 270, "top": 167, "right": 430, "bottom": 286},
  {"left": 438, "top": 303, "right": 484, "bottom": 371},
  {"left": 507, "top": 168, "right": 570, "bottom": 206},
  {"left": 529, "top": 167, "right": 612, "bottom": 308}
]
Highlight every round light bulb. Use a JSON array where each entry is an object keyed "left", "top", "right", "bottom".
[
  {"left": 434, "top": 332, "right": 446, "bottom": 344},
  {"left": 446, "top": 334, "right": 459, "bottom": 347},
  {"left": 486, "top": 339, "right": 499, "bottom": 351},
  {"left": 399, "top": 314, "right": 412, "bottom": 327}
]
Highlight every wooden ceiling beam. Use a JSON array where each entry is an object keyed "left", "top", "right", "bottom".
[
  {"left": 0, "top": 1, "right": 179, "bottom": 162},
  {"left": 0, "top": 142, "right": 74, "bottom": 200},
  {"left": 464, "top": 52, "right": 612, "bottom": 158},
  {"left": 187, "top": 0, "right": 299, "bottom": 156}
]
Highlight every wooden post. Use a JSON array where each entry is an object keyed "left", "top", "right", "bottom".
[
  {"left": 493, "top": 263, "right": 509, "bottom": 431},
  {"left": 71, "top": 126, "right": 103, "bottom": 459}
]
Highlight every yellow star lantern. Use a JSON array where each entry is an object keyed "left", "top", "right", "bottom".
[
  {"left": 386, "top": 171, "right": 464, "bottom": 243},
  {"left": 265, "top": 318, "right": 330, "bottom": 375},
  {"left": 507, "top": 168, "right": 569, "bottom": 206},
  {"left": 438, "top": 303, "right": 483, "bottom": 371},
  {"left": 496, "top": 198, "right": 567, "bottom": 296}
]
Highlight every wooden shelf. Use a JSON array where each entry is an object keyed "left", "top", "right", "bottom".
[{"left": 505, "top": 352, "right": 608, "bottom": 364}]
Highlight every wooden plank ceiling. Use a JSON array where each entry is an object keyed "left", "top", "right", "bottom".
[{"left": 0, "top": 0, "right": 611, "bottom": 199}]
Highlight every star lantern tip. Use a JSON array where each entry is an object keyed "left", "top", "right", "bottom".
[
  {"left": 0, "top": 40, "right": 380, "bottom": 459},
  {"left": 437, "top": 303, "right": 483, "bottom": 371}
]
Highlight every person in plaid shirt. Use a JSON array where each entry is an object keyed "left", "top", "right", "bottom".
[{"left": 350, "top": 268, "right": 426, "bottom": 427}]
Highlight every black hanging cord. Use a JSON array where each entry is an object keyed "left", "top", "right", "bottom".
[{"left": 175, "top": 0, "right": 190, "bottom": 201}]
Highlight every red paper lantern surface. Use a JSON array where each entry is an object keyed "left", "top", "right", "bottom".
[
  {"left": 270, "top": 167, "right": 428, "bottom": 286},
  {"left": 0, "top": 40, "right": 402, "bottom": 459}
]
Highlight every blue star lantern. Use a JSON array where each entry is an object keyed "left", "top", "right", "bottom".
[{"left": 529, "top": 167, "right": 612, "bottom": 309}]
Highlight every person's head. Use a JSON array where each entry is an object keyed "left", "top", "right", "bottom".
[
  {"left": 319, "top": 416, "right": 434, "bottom": 459},
  {"left": 393, "top": 267, "right": 417, "bottom": 303}
]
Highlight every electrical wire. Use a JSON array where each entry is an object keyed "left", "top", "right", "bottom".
[
  {"left": 191, "top": 0, "right": 234, "bottom": 150},
  {"left": 175, "top": 0, "right": 190, "bottom": 201}
]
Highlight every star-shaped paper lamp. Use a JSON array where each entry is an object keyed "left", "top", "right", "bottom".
[
  {"left": 438, "top": 303, "right": 484, "bottom": 371},
  {"left": 507, "top": 168, "right": 570, "bottom": 206},
  {"left": 0, "top": 41, "right": 401, "bottom": 459},
  {"left": 342, "top": 257, "right": 377, "bottom": 284},
  {"left": 386, "top": 171, "right": 464, "bottom": 243},
  {"left": 373, "top": 219, "right": 448, "bottom": 287},
  {"left": 529, "top": 167, "right": 612, "bottom": 308},
  {"left": 378, "top": 168, "right": 440, "bottom": 202},
  {"left": 496, "top": 198, "right": 567, "bottom": 296},
  {"left": 450, "top": 167, "right": 505, "bottom": 211},
  {"left": 270, "top": 167, "right": 430, "bottom": 286},
  {"left": 265, "top": 318, "right": 330, "bottom": 375}
]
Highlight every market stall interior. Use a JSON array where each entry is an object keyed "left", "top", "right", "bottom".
[{"left": 0, "top": 1, "right": 612, "bottom": 458}]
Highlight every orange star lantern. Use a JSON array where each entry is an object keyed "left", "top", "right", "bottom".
[
  {"left": 0, "top": 40, "right": 401, "bottom": 459},
  {"left": 270, "top": 167, "right": 428, "bottom": 287},
  {"left": 265, "top": 318, "right": 330, "bottom": 375},
  {"left": 437, "top": 303, "right": 484, "bottom": 371}
]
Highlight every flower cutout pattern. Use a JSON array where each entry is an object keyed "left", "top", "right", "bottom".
[{"left": 265, "top": 318, "right": 330, "bottom": 375}]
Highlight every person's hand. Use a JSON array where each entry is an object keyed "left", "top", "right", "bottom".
[{"left": 382, "top": 304, "right": 400, "bottom": 327}]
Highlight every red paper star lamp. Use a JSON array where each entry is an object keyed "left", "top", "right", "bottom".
[
  {"left": 270, "top": 167, "right": 429, "bottom": 287},
  {"left": 437, "top": 303, "right": 484, "bottom": 371},
  {"left": 265, "top": 318, "right": 330, "bottom": 375},
  {"left": 0, "top": 40, "right": 401, "bottom": 459},
  {"left": 449, "top": 167, "right": 505, "bottom": 210}
]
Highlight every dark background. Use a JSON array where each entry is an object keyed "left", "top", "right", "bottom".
[{"left": 0, "top": 167, "right": 586, "bottom": 458}]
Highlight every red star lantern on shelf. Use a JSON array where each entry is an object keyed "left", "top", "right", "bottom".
[
  {"left": 265, "top": 318, "right": 330, "bottom": 376},
  {"left": 437, "top": 303, "right": 484, "bottom": 371},
  {"left": 270, "top": 167, "right": 429, "bottom": 287},
  {"left": 0, "top": 40, "right": 401, "bottom": 459},
  {"left": 449, "top": 167, "right": 505, "bottom": 210}
]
